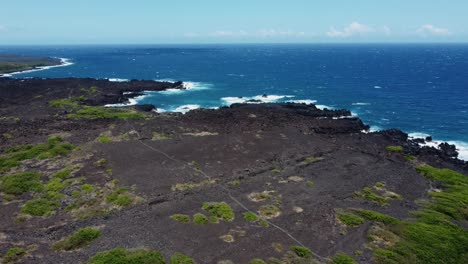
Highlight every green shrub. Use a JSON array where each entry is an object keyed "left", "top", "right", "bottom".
[
  {"left": 306, "top": 180, "right": 314, "bottom": 187},
  {"left": 259, "top": 220, "right": 269, "bottom": 228},
  {"left": 52, "top": 168, "right": 71, "bottom": 179},
  {"left": 193, "top": 213, "right": 209, "bottom": 225},
  {"left": 271, "top": 169, "right": 281, "bottom": 174},
  {"left": 53, "top": 227, "right": 101, "bottom": 251},
  {"left": 21, "top": 198, "right": 59, "bottom": 216},
  {"left": 289, "top": 246, "right": 312, "bottom": 258},
  {"left": 0, "top": 172, "right": 43, "bottom": 195},
  {"left": 352, "top": 210, "right": 400, "bottom": 225},
  {"left": 81, "top": 184, "right": 95, "bottom": 193},
  {"left": 367, "top": 166, "right": 468, "bottom": 263},
  {"left": 259, "top": 205, "right": 280, "bottom": 218},
  {"left": 171, "top": 214, "right": 190, "bottom": 223},
  {"left": 386, "top": 146, "right": 403, "bottom": 153},
  {"left": 243, "top": 212, "right": 258, "bottom": 222},
  {"left": 98, "top": 136, "right": 112, "bottom": 143},
  {"left": 68, "top": 106, "right": 145, "bottom": 120},
  {"left": 88, "top": 248, "right": 165, "bottom": 264},
  {"left": 107, "top": 192, "right": 132, "bottom": 207},
  {"left": 170, "top": 252, "right": 195, "bottom": 264},
  {"left": 355, "top": 187, "right": 388, "bottom": 206},
  {"left": 49, "top": 96, "right": 85, "bottom": 108},
  {"left": 202, "top": 202, "right": 235, "bottom": 221},
  {"left": 45, "top": 177, "right": 67, "bottom": 192},
  {"left": 332, "top": 253, "right": 357, "bottom": 264},
  {"left": 0, "top": 137, "right": 75, "bottom": 172},
  {"left": 337, "top": 213, "right": 364, "bottom": 227},
  {"left": 2, "top": 247, "right": 27, "bottom": 263},
  {"left": 249, "top": 258, "right": 266, "bottom": 264}
]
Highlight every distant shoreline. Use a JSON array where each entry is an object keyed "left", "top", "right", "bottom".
[{"left": 0, "top": 55, "right": 73, "bottom": 77}]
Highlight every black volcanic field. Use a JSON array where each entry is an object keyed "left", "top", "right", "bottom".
[{"left": 0, "top": 77, "right": 467, "bottom": 264}]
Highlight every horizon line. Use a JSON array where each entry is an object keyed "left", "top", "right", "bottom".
[{"left": 1, "top": 42, "right": 468, "bottom": 47}]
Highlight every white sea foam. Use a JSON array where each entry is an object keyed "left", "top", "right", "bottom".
[
  {"left": 108, "top": 78, "right": 129, "bottom": 82},
  {"left": 173, "top": 104, "right": 200, "bottom": 113},
  {"left": 352, "top": 102, "right": 371, "bottom": 106},
  {"left": 157, "top": 81, "right": 212, "bottom": 95},
  {"left": 0, "top": 58, "right": 74, "bottom": 77},
  {"left": 221, "top": 95, "right": 295, "bottom": 105},
  {"left": 409, "top": 133, "right": 468, "bottom": 161},
  {"left": 374, "top": 86, "right": 382, "bottom": 89},
  {"left": 315, "top": 104, "right": 332, "bottom": 110},
  {"left": 369, "top": 126, "right": 382, "bottom": 132},
  {"left": 154, "top": 108, "right": 166, "bottom": 113},
  {"left": 287, "top": 99, "right": 317, "bottom": 105},
  {"left": 104, "top": 94, "right": 146, "bottom": 107}
]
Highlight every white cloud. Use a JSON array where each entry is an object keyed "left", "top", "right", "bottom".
[
  {"left": 417, "top": 24, "right": 451, "bottom": 36},
  {"left": 211, "top": 30, "right": 248, "bottom": 37},
  {"left": 382, "top": 26, "right": 392, "bottom": 36},
  {"left": 327, "top": 22, "right": 373, "bottom": 38},
  {"left": 258, "top": 29, "right": 306, "bottom": 38},
  {"left": 183, "top": 32, "right": 200, "bottom": 38},
  {"left": 208, "top": 29, "right": 307, "bottom": 38}
]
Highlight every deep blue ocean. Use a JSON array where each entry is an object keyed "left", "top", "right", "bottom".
[{"left": 1, "top": 44, "right": 467, "bottom": 158}]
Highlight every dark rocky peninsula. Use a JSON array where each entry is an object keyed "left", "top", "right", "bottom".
[
  {"left": 0, "top": 55, "right": 63, "bottom": 75},
  {"left": 0, "top": 78, "right": 466, "bottom": 264}
]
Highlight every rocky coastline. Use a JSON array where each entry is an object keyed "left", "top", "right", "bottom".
[{"left": 0, "top": 78, "right": 466, "bottom": 263}]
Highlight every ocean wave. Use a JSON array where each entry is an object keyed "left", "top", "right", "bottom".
[
  {"left": 1, "top": 58, "right": 74, "bottom": 77},
  {"left": 315, "top": 104, "right": 333, "bottom": 110},
  {"left": 104, "top": 94, "right": 146, "bottom": 107},
  {"left": 287, "top": 99, "right": 317, "bottom": 105},
  {"left": 374, "top": 86, "right": 382, "bottom": 89},
  {"left": 409, "top": 133, "right": 468, "bottom": 161},
  {"left": 157, "top": 81, "right": 212, "bottom": 95},
  {"left": 108, "top": 78, "right": 129, "bottom": 82},
  {"left": 173, "top": 104, "right": 200, "bottom": 113},
  {"left": 221, "top": 95, "right": 295, "bottom": 105},
  {"left": 352, "top": 102, "right": 371, "bottom": 106}
]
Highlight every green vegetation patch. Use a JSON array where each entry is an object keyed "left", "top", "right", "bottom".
[
  {"left": 364, "top": 166, "right": 468, "bottom": 263},
  {"left": 337, "top": 213, "right": 364, "bottom": 227},
  {"left": 2, "top": 247, "right": 27, "bottom": 263},
  {"left": 44, "top": 177, "right": 68, "bottom": 192},
  {"left": 331, "top": 253, "right": 357, "bottom": 264},
  {"left": 243, "top": 212, "right": 259, "bottom": 222},
  {"left": 52, "top": 168, "right": 71, "bottom": 179},
  {"left": 21, "top": 198, "right": 59, "bottom": 216},
  {"left": 49, "top": 96, "right": 86, "bottom": 108},
  {"left": 202, "top": 202, "right": 235, "bottom": 221},
  {"left": 259, "top": 205, "right": 281, "bottom": 219},
  {"left": 0, "top": 172, "right": 43, "bottom": 195},
  {"left": 289, "top": 246, "right": 312, "bottom": 258},
  {"left": 68, "top": 106, "right": 146, "bottom": 120},
  {"left": 171, "top": 179, "right": 214, "bottom": 192},
  {"left": 386, "top": 145, "right": 403, "bottom": 153},
  {"left": 249, "top": 259, "right": 266, "bottom": 264},
  {"left": 352, "top": 209, "right": 400, "bottom": 225},
  {"left": 307, "top": 180, "right": 314, "bottom": 187},
  {"left": 171, "top": 214, "right": 190, "bottom": 223},
  {"left": 0, "top": 137, "right": 75, "bottom": 172},
  {"left": 354, "top": 187, "right": 388, "bottom": 206},
  {"left": 53, "top": 227, "right": 101, "bottom": 251},
  {"left": 107, "top": 190, "right": 133, "bottom": 207},
  {"left": 98, "top": 135, "right": 112, "bottom": 144},
  {"left": 170, "top": 252, "right": 195, "bottom": 264},
  {"left": 193, "top": 213, "right": 209, "bottom": 225},
  {"left": 88, "top": 248, "right": 165, "bottom": 264}
]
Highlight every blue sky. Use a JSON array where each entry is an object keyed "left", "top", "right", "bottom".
[{"left": 1, "top": 0, "right": 467, "bottom": 44}]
